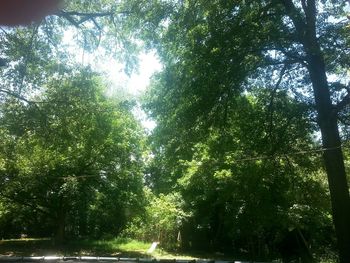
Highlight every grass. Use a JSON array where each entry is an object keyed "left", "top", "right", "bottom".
[
  {"left": 0, "top": 238, "right": 338, "bottom": 262},
  {"left": 0, "top": 237, "right": 242, "bottom": 260},
  {"left": 66, "top": 238, "right": 157, "bottom": 257},
  {"left": 0, "top": 237, "right": 194, "bottom": 259}
]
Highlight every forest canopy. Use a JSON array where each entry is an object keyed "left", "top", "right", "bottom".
[{"left": 0, "top": 1, "right": 350, "bottom": 263}]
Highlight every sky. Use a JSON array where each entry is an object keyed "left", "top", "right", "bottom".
[
  {"left": 62, "top": 30, "right": 161, "bottom": 131},
  {"left": 125, "top": 52, "right": 162, "bottom": 96},
  {"left": 95, "top": 51, "right": 162, "bottom": 96},
  {"left": 125, "top": 52, "right": 161, "bottom": 131},
  {"left": 102, "top": 52, "right": 161, "bottom": 131}
]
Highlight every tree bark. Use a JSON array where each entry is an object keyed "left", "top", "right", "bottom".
[
  {"left": 55, "top": 206, "right": 66, "bottom": 245},
  {"left": 279, "top": 1, "right": 350, "bottom": 261},
  {"left": 306, "top": 45, "right": 350, "bottom": 263}
]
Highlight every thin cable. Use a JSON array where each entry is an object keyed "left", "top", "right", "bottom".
[
  {"left": 53, "top": 145, "right": 350, "bottom": 180},
  {"left": 233, "top": 146, "right": 342, "bottom": 162}
]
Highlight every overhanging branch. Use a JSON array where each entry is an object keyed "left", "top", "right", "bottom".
[
  {"left": 0, "top": 191, "right": 51, "bottom": 217},
  {"left": 0, "top": 88, "right": 41, "bottom": 104},
  {"left": 55, "top": 10, "right": 115, "bottom": 28}
]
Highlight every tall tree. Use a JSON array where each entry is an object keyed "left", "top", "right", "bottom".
[
  {"left": 0, "top": 70, "right": 145, "bottom": 241},
  {"left": 0, "top": 0, "right": 146, "bottom": 242},
  {"left": 122, "top": 0, "right": 350, "bottom": 261},
  {"left": 0, "top": 0, "right": 140, "bottom": 106}
]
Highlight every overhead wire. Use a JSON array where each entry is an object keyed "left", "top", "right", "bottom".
[{"left": 234, "top": 145, "right": 343, "bottom": 162}]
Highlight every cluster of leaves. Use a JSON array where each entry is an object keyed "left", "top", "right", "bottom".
[
  {"left": 118, "top": 0, "right": 349, "bottom": 261},
  {"left": 0, "top": 71, "right": 145, "bottom": 240},
  {"left": 0, "top": 1, "right": 349, "bottom": 262},
  {"left": 123, "top": 188, "right": 189, "bottom": 249},
  {"left": 143, "top": 89, "right": 333, "bottom": 260},
  {"left": 0, "top": 0, "right": 151, "bottom": 242}
]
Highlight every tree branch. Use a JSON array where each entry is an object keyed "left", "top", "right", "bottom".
[
  {"left": 55, "top": 11, "right": 80, "bottom": 27},
  {"left": 335, "top": 93, "right": 350, "bottom": 112},
  {"left": 259, "top": 44, "right": 307, "bottom": 66},
  {"left": 55, "top": 10, "right": 115, "bottom": 28},
  {"left": 0, "top": 192, "right": 51, "bottom": 217},
  {"left": 279, "top": 0, "right": 307, "bottom": 40},
  {"left": 18, "top": 24, "right": 40, "bottom": 93},
  {"left": 330, "top": 83, "right": 350, "bottom": 112},
  {"left": 0, "top": 88, "right": 41, "bottom": 104},
  {"left": 266, "top": 64, "right": 288, "bottom": 142},
  {"left": 303, "top": 0, "right": 316, "bottom": 37},
  {"left": 338, "top": 115, "right": 350, "bottom": 126},
  {"left": 60, "top": 11, "right": 114, "bottom": 17}
]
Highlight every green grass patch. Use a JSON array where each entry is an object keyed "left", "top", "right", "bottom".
[
  {"left": 66, "top": 238, "right": 152, "bottom": 257},
  {"left": 0, "top": 238, "right": 338, "bottom": 262},
  {"left": 0, "top": 237, "right": 184, "bottom": 258},
  {"left": 115, "top": 238, "right": 150, "bottom": 252}
]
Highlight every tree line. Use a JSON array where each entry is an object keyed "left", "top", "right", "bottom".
[{"left": 0, "top": 1, "right": 349, "bottom": 262}]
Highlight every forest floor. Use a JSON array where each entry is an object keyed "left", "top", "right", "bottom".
[
  {"left": 0, "top": 238, "right": 224, "bottom": 260},
  {"left": 0, "top": 238, "right": 338, "bottom": 262}
]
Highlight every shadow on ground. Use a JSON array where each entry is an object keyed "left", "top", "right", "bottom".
[
  {"left": 0, "top": 239, "right": 149, "bottom": 258},
  {"left": 0, "top": 238, "right": 268, "bottom": 262}
]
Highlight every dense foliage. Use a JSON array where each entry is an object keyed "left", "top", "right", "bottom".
[
  {"left": 141, "top": 89, "right": 334, "bottom": 261},
  {"left": 121, "top": 0, "right": 350, "bottom": 262},
  {"left": 0, "top": 71, "right": 145, "bottom": 240},
  {"left": 0, "top": 1, "right": 349, "bottom": 262},
  {"left": 0, "top": 0, "right": 145, "bottom": 241}
]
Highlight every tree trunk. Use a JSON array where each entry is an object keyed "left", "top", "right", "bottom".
[
  {"left": 55, "top": 206, "right": 66, "bottom": 245},
  {"left": 280, "top": 1, "right": 350, "bottom": 260},
  {"left": 307, "top": 51, "right": 350, "bottom": 263}
]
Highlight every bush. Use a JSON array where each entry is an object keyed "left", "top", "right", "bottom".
[{"left": 122, "top": 189, "right": 189, "bottom": 249}]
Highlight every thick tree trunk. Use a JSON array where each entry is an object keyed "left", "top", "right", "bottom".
[
  {"left": 279, "top": 1, "right": 350, "bottom": 259},
  {"left": 55, "top": 206, "right": 66, "bottom": 245},
  {"left": 307, "top": 52, "right": 350, "bottom": 263}
]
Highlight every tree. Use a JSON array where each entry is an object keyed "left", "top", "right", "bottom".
[
  {"left": 0, "top": 70, "right": 145, "bottom": 241},
  {"left": 179, "top": 91, "right": 332, "bottom": 261},
  {"left": 144, "top": 88, "right": 332, "bottom": 260},
  {"left": 122, "top": 0, "right": 350, "bottom": 261},
  {"left": 0, "top": 0, "right": 140, "bottom": 107},
  {"left": 124, "top": 188, "right": 189, "bottom": 249}
]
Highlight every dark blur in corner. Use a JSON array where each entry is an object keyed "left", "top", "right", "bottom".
[{"left": 0, "top": 0, "right": 62, "bottom": 26}]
